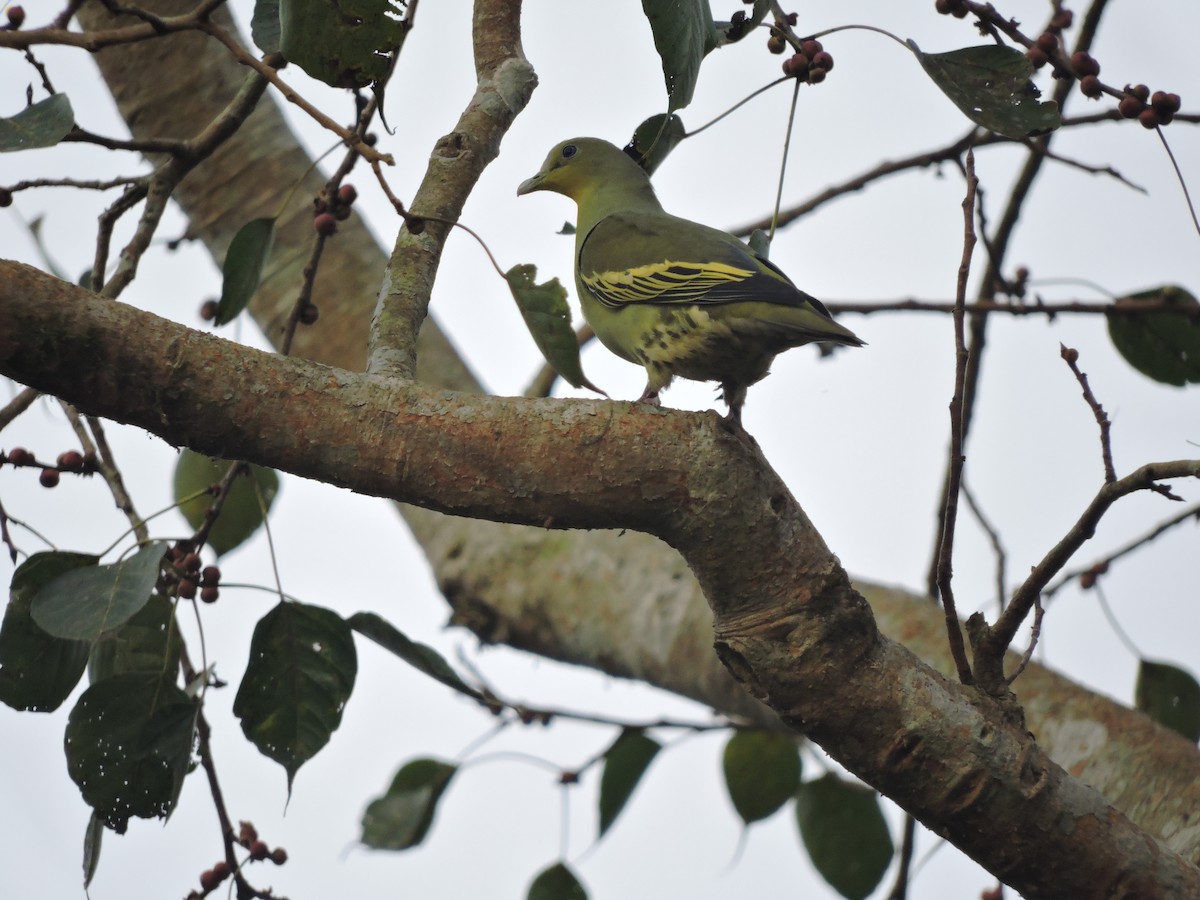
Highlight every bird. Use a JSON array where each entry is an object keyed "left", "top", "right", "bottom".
[{"left": 516, "top": 137, "right": 863, "bottom": 426}]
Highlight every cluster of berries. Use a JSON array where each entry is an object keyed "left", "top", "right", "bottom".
[
  {"left": 167, "top": 540, "right": 222, "bottom": 603},
  {"left": 191, "top": 822, "right": 287, "bottom": 897},
  {"left": 1119, "top": 86, "right": 1182, "bottom": 129},
  {"left": 3, "top": 446, "right": 97, "bottom": 488},
  {"left": 313, "top": 183, "right": 358, "bottom": 238}
]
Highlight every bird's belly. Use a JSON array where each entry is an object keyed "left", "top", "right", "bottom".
[{"left": 627, "top": 307, "right": 773, "bottom": 386}]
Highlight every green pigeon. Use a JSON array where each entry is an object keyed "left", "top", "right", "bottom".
[{"left": 517, "top": 137, "right": 863, "bottom": 424}]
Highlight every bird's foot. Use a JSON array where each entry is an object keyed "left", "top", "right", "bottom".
[
  {"left": 636, "top": 385, "right": 662, "bottom": 407},
  {"left": 719, "top": 405, "right": 759, "bottom": 447}
]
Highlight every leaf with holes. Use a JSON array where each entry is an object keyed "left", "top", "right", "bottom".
[
  {"left": 723, "top": 729, "right": 801, "bottom": 824},
  {"left": 908, "top": 41, "right": 1060, "bottom": 138},
  {"left": 1137, "top": 659, "right": 1200, "bottom": 742},
  {"left": 0, "top": 94, "right": 75, "bottom": 152},
  {"left": 598, "top": 729, "right": 661, "bottom": 837},
  {"left": 0, "top": 551, "right": 96, "bottom": 711},
  {"left": 280, "top": 0, "right": 408, "bottom": 88},
  {"left": 641, "top": 0, "right": 713, "bottom": 112},
  {"left": 1107, "top": 286, "right": 1200, "bottom": 386},
  {"left": 506, "top": 264, "right": 606, "bottom": 395},
  {"left": 30, "top": 543, "right": 165, "bottom": 642},
  {"left": 361, "top": 758, "right": 457, "bottom": 850},
  {"left": 65, "top": 672, "right": 196, "bottom": 831},
  {"left": 796, "top": 774, "right": 894, "bottom": 900},
  {"left": 233, "top": 601, "right": 357, "bottom": 791}
]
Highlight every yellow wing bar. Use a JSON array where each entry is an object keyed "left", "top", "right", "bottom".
[{"left": 582, "top": 260, "right": 756, "bottom": 309}]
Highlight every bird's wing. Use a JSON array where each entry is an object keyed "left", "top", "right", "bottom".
[{"left": 578, "top": 211, "right": 834, "bottom": 317}]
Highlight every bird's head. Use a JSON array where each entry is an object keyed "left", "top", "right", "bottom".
[{"left": 517, "top": 138, "right": 648, "bottom": 203}]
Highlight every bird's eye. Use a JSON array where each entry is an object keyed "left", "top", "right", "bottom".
[{"left": 561, "top": 144, "right": 577, "bottom": 159}]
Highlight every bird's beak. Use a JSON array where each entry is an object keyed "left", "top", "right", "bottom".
[{"left": 516, "top": 172, "right": 544, "bottom": 196}]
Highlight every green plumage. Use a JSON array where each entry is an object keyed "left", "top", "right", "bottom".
[{"left": 517, "top": 138, "right": 862, "bottom": 423}]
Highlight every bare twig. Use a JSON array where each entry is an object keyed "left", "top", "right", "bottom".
[
  {"left": 934, "top": 148, "right": 978, "bottom": 686},
  {"left": 0, "top": 386, "right": 40, "bottom": 431},
  {"left": 1006, "top": 594, "right": 1044, "bottom": 685},
  {"left": 961, "top": 481, "right": 1008, "bottom": 612},
  {"left": 1059, "top": 344, "right": 1116, "bottom": 483},
  {"left": 887, "top": 815, "right": 918, "bottom": 900}
]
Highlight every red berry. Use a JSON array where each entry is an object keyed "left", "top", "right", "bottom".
[
  {"left": 200, "top": 585, "right": 220, "bottom": 604},
  {"left": 182, "top": 551, "right": 202, "bottom": 573},
  {"left": 1026, "top": 47, "right": 1048, "bottom": 69},
  {"left": 1070, "top": 51, "right": 1099, "bottom": 77},
  {"left": 1050, "top": 9, "right": 1073, "bottom": 30},
  {"left": 1035, "top": 32, "right": 1058, "bottom": 54},
  {"left": 39, "top": 468, "right": 59, "bottom": 488},
  {"left": 337, "top": 184, "right": 357, "bottom": 206},
  {"left": 811, "top": 50, "right": 833, "bottom": 71},
  {"left": 1118, "top": 95, "right": 1145, "bottom": 119},
  {"left": 1151, "top": 91, "right": 1181, "bottom": 115},
  {"left": 212, "top": 861, "right": 232, "bottom": 881},
  {"left": 1128, "top": 83, "right": 1150, "bottom": 102},
  {"left": 249, "top": 840, "right": 269, "bottom": 861},
  {"left": 200, "top": 299, "right": 220, "bottom": 321},
  {"left": 1138, "top": 107, "right": 1162, "bottom": 129},
  {"left": 201, "top": 565, "right": 221, "bottom": 585},
  {"left": 178, "top": 578, "right": 198, "bottom": 600},
  {"left": 57, "top": 450, "right": 84, "bottom": 471},
  {"left": 313, "top": 212, "right": 337, "bottom": 237},
  {"left": 807, "top": 67, "right": 827, "bottom": 84},
  {"left": 6, "top": 447, "right": 32, "bottom": 466},
  {"left": 782, "top": 53, "right": 808, "bottom": 78},
  {"left": 766, "top": 34, "right": 785, "bottom": 54},
  {"left": 6, "top": 6, "right": 25, "bottom": 28},
  {"left": 1079, "top": 75, "right": 1102, "bottom": 99},
  {"left": 800, "top": 39, "right": 822, "bottom": 58},
  {"left": 269, "top": 847, "right": 288, "bottom": 865},
  {"left": 199, "top": 869, "right": 219, "bottom": 892}
]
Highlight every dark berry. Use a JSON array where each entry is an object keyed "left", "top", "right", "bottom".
[
  {"left": 0, "top": 188, "right": 12, "bottom": 208},
  {"left": 1128, "top": 83, "right": 1150, "bottom": 102},
  {"left": 935, "top": 0, "right": 956, "bottom": 13},
  {"left": 1079, "top": 75, "right": 1102, "bottom": 99},
  {"left": 811, "top": 50, "right": 833, "bottom": 71},
  {"left": 57, "top": 450, "right": 84, "bottom": 471},
  {"left": 211, "top": 861, "right": 232, "bottom": 882},
  {"left": 6, "top": 447, "right": 32, "bottom": 466},
  {"left": 313, "top": 212, "right": 337, "bottom": 237},
  {"left": 200, "top": 299, "right": 220, "bottom": 321},
  {"left": 1118, "top": 95, "right": 1145, "bottom": 119},
  {"left": 182, "top": 551, "right": 202, "bottom": 573},
  {"left": 200, "top": 585, "right": 220, "bottom": 604},
  {"left": 782, "top": 53, "right": 808, "bottom": 77},
  {"left": 249, "top": 840, "right": 269, "bottom": 861},
  {"left": 1035, "top": 32, "right": 1058, "bottom": 54},
  {"left": 269, "top": 847, "right": 288, "bottom": 865},
  {"left": 1026, "top": 47, "right": 1048, "bottom": 69},
  {"left": 1138, "top": 107, "right": 1162, "bottom": 129},
  {"left": 1050, "top": 9, "right": 1074, "bottom": 30},
  {"left": 337, "top": 184, "right": 357, "bottom": 206},
  {"left": 6, "top": 5, "right": 25, "bottom": 28},
  {"left": 800, "top": 39, "right": 823, "bottom": 58},
  {"left": 201, "top": 565, "right": 221, "bottom": 585},
  {"left": 178, "top": 578, "right": 198, "bottom": 600},
  {"left": 39, "top": 468, "right": 59, "bottom": 488},
  {"left": 807, "top": 67, "right": 826, "bottom": 84},
  {"left": 239, "top": 822, "right": 258, "bottom": 845},
  {"left": 298, "top": 304, "right": 320, "bottom": 325},
  {"left": 766, "top": 34, "right": 786, "bottom": 54},
  {"left": 1151, "top": 91, "right": 1181, "bottom": 115},
  {"left": 199, "top": 869, "right": 219, "bottom": 892},
  {"left": 1070, "top": 51, "right": 1099, "bottom": 77}
]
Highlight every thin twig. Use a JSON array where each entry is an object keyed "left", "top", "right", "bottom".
[
  {"left": 887, "top": 815, "right": 918, "bottom": 900},
  {"left": 0, "top": 386, "right": 40, "bottom": 430},
  {"left": 934, "top": 148, "right": 978, "bottom": 686},
  {"left": 1059, "top": 344, "right": 1116, "bottom": 483},
  {"left": 1006, "top": 594, "right": 1044, "bottom": 685},
  {"left": 961, "top": 481, "right": 1008, "bottom": 612}
]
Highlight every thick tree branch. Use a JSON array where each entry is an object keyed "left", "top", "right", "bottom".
[{"left": 3, "top": 263, "right": 1199, "bottom": 898}]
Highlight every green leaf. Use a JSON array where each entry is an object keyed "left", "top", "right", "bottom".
[
  {"left": 361, "top": 758, "right": 456, "bottom": 850},
  {"left": 280, "top": 0, "right": 408, "bottom": 88},
  {"left": 908, "top": 41, "right": 1060, "bottom": 138},
  {"left": 598, "top": 729, "right": 661, "bottom": 838},
  {"left": 0, "top": 94, "right": 75, "bottom": 152},
  {"left": 1136, "top": 659, "right": 1200, "bottom": 742},
  {"left": 505, "top": 264, "right": 606, "bottom": 395},
  {"left": 30, "top": 543, "right": 166, "bottom": 641},
  {"left": 641, "top": 0, "right": 712, "bottom": 112},
  {"left": 1106, "top": 286, "right": 1200, "bottom": 386},
  {"left": 88, "top": 594, "right": 181, "bottom": 685},
  {"left": 65, "top": 672, "right": 196, "bottom": 831},
  {"left": 0, "top": 552, "right": 96, "bottom": 711},
  {"left": 173, "top": 451, "right": 280, "bottom": 556},
  {"left": 625, "top": 113, "right": 687, "bottom": 175},
  {"left": 347, "top": 612, "right": 480, "bottom": 699},
  {"left": 217, "top": 217, "right": 276, "bottom": 326},
  {"left": 528, "top": 862, "right": 589, "bottom": 900},
  {"left": 795, "top": 774, "right": 894, "bottom": 900},
  {"left": 83, "top": 811, "right": 104, "bottom": 889},
  {"left": 711, "top": 0, "right": 771, "bottom": 47},
  {"left": 251, "top": 0, "right": 281, "bottom": 55},
  {"left": 233, "top": 601, "right": 357, "bottom": 791},
  {"left": 722, "top": 730, "right": 801, "bottom": 824}
]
